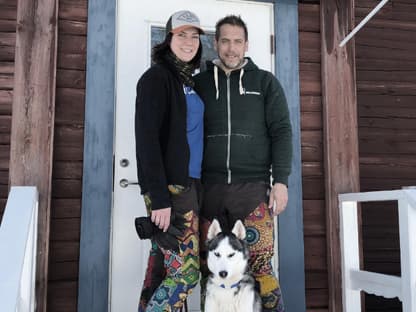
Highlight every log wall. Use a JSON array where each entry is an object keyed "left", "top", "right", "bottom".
[
  {"left": 356, "top": 0, "right": 416, "bottom": 311},
  {"left": 0, "top": 0, "right": 86, "bottom": 311},
  {"left": 299, "top": 2, "right": 328, "bottom": 311},
  {"left": 0, "top": 0, "right": 16, "bottom": 218},
  {"left": 47, "top": 0, "right": 87, "bottom": 311}
]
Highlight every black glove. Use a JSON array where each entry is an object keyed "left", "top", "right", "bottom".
[{"left": 134, "top": 213, "right": 187, "bottom": 252}]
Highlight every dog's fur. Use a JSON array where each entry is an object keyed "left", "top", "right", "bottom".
[{"left": 204, "top": 219, "right": 261, "bottom": 312}]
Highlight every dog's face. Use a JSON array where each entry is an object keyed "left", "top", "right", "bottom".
[{"left": 206, "top": 219, "right": 249, "bottom": 282}]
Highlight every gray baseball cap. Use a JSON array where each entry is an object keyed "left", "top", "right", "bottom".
[{"left": 166, "top": 10, "right": 204, "bottom": 34}]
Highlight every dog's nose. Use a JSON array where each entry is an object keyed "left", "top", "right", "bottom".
[{"left": 219, "top": 271, "right": 228, "bottom": 278}]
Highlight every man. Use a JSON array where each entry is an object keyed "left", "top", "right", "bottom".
[{"left": 194, "top": 15, "right": 292, "bottom": 312}]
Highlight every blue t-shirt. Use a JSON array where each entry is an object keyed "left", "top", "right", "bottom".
[{"left": 184, "top": 85, "right": 204, "bottom": 179}]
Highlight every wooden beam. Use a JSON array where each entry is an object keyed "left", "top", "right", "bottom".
[
  {"left": 275, "top": 1, "right": 306, "bottom": 311},
  {"left": 77, "top": 0, "right": 116, "bottom": 311},
  {"left": 320, "top": 0, "right": 360, "bottom": 311},
  {"left": 9, "top": 0, "right": 58, "bottom": 311}
]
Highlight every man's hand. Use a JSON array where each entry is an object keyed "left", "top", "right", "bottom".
[
  {"left": 268, "top": 183, "right": 288, "bottom": 216},
  {"left": 151, "top": 207, "right": 171, "bottom": 232}
]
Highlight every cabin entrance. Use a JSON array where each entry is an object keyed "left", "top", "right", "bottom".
[{"left": 112, "top": 1, "right": 275, "bottom": 310}]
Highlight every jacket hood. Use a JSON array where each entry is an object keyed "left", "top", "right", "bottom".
[
  {"left": 205, "top": 57, "right": 258, "bottom": 72},
  {"left": 205, "top": 57, "right": 258, "bottom": 99}
]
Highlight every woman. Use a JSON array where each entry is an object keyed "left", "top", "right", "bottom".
[{"left": 135, "top": 10, "right": 204, "bottom": 312}]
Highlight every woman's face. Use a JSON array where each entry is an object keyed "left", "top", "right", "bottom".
[{"left": 170, "top": 27, "right": 200, "bottom": 63}]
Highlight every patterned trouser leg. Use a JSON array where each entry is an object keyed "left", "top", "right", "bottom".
[
  {"left": 138, "top": 182, "right": 200, "bottom": 312},
  {"left": 244, "top": 202, "right": 285, "bottom": 312},
  {"left": 138, "top": 240, "right": 165, "bottom": 311},
  {"left": 144, "top": 209, "right": 200, "bottom": 312}
]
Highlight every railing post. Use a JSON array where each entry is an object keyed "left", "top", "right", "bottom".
[
  {"left": 0, "top": 186, "right": 38, "bottom": 312},
  {"left": 340, "top": 200, "right": 361, "bottom": 312},
  {"left": 398, "top": 191, "right": 416, "bottom": 312}
]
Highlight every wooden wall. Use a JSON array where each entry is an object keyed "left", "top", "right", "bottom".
[
  {"left": 0, "top": 0, "right": 87, "bottom": 311},
  {"left": 0, "top": 0, "right": 15, "bottom": 218},
  {"left": 299, "top": 2, "right": 328, "bottom": 311},
  {"left": 48, "top": 0, "right": 87, "bottom": 311},
  {"left": 356, "top": 0, "right": 416, "bottom": 311}
]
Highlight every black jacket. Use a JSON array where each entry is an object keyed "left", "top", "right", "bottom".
[
  {"left": 135, "top": 62, "right": 190, "bottom": 210},
  {"left": 194, "top": 58, "right": 292, "bottom": 186}
]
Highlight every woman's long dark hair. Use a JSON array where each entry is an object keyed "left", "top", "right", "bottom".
[{"left": 151, "top": 32, "right": 203, "bottom": 70}]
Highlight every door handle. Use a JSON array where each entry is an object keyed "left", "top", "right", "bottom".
[{"left": 119, "top": 178, "right": 139, "bottom": 188}]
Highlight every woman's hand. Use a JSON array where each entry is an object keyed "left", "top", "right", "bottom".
[{"left": 151, "top": 207, "right": 171, "bottom": 232}]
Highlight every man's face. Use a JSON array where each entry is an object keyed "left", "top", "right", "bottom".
[{"left": 215, "top": 24, "right": 248, "bottom": 70}]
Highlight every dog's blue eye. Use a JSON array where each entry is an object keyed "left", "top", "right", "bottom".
[
  {"left": 214, "top": 252, "right": 220, "bottom": 257},
  {"left": 228, "top": 253, "right": 235, "bottom": 258}
]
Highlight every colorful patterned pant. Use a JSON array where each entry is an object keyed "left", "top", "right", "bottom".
[
  {"left": 200, "top": 183, "right": 285, "bottom": 312},
  {"left": 138, "top": 181, "right": 200, "bottom": 312}
]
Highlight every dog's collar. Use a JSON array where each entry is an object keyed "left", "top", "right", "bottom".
[{"left": 220, "top": 281, "right": 241, "bottom": 289}]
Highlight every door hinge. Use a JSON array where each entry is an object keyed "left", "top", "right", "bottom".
[{"left": 270, "top": 34, "right": 275, "bottom": 55}]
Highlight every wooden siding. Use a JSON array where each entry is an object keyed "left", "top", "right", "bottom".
[
  {"left": 356, "top": 0, "right": 416, "bottom": 311},
  {"left": 0, "top": 0, "right": 86, "bottom": 310},
  {"left": 299, "top": 3, "right": 328, "bottom": 312},
  {"left": 0, "top": 0, "right": 16, "bottom": 219},
  {"left": 48, "top": 0, "right": 87, "bottom": 311}
]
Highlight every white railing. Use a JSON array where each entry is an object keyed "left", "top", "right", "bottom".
[
  {"left": 0, "top": 186, "right": 39, "bottom": 312},
  {"left": 339, "top": 188, "right": 416, "bottom": 312}
]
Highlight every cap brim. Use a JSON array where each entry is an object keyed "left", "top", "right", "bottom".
[{"left": 170, "top": 25, "right": 204, "bottom": 34}]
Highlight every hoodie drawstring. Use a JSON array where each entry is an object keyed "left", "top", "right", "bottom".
[
  {"left": 239, "top": 68, "right": 245, "bottom": 95},
  {"left": 213, "top": 64, "right": 245, "bottom": 99},
  {"left": 214, "top": 66, "right": 219, "bottom": 100}
]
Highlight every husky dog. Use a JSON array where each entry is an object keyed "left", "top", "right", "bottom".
[{"left": 204, "top": 219, "right": 261, "bottom": 312}]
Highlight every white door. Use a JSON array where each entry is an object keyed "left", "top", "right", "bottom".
[{"left": 112, "top": 1, "right": 275, "bottom": 311}]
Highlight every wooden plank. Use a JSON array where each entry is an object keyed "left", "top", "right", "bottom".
[
  {"left": 59, "top": 0, "right": 87, "bottom": 22},
  {"left": 56, "top": 69, "right": 86, "bottom": 89},
  {"left": 57, "top": 53, "right": 86, "bottom": 70},
  {"left": 0, "top": 19, "right": 16, "bottom": 32},
  {"left": 301, "top": 130, "right": 323, "bottom": 162},
  {"left": 52, "top": 179, "right": 82, "bottom": 199},
  {"left": 301, "top": 95, "right": 322, "bottom": 112},
  {"left": 304, "top": 200, "right": 326, "bottom": 235},
  {"left": 0, "top": 6, "right": 17, "bottom": 20},
  {"left": 305, "top": 270, "right": 329, "bottom": 289},
  {"left": 303, "top": 177, "right": 325, "bottom": 200},
  {"left": 0, "top": 72, "right": 13, "bottom": 88},
  {"left": 300, "top": 62, "right": 322, "bottom": 95},
  {"left": 50, "top": 218, "right": 80, "bottom": 241},
  {"left": 321, "top": 1, "right": 360, "bottom": 311},
  {"left": 51, "top": 198, "right": 81, "bottom": 219},
  {"left": 59, "top": 19, "right": 87, "bottom": 36},
  {"left": 304, "top": 236, "right": 328, "bottom": 270},
  {"left": 299, "top": 3, "right": 320, "bottom": 32},
  {"left": 78, "top": 0, "right": 115, "bottom": 310},
  {"left": 302, "top": 111, "right": 322, "bottom": 130},
  {"left": 58, "top": 34, "right": 87, "bottom": 54},
  {"left": 0, "top": 144, "right": 10, "bottom": 170},
  {"left": 9, "top": 1, "right": 58, "bottom": 311},
  {"left": 275, "top": 2, "right": 306, "bottom": 311},
  {"left": 47, "top": 281, "right": 77, "bottom": 312},
  {"left": 52, "top": 161, "right": 83, "bottom": 179},
  {"left": 306, "top": 288, "right": 329, "bottom": 309},
  {"left": 299, "top": 31, "right": 321, "bottom": 63},
  {"left": 49, "top": 261, "right": 78, "bottom": 281},
  {"left": 0, "top": 45, "right": 14, "bottom": 61},
  {"left": 50, "top": 241, "right": 80, "bottom": 261}
]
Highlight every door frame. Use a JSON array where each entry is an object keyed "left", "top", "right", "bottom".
[{"left": 78, "top": 1, "right": 304, "bottom": 312}]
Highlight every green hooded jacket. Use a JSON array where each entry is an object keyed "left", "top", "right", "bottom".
[{"left": 194, "top": 57, "right": 292, "bottom": 186}]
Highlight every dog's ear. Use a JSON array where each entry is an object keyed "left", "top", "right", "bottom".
[
  {"left": 207, "top": 219, "right": 222, "bottom": 240},
  {"left": 231, "top": 220, "right": 246, "bottom": 240}
]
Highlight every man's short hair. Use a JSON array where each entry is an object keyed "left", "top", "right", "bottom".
[{"left": 215, "top": 15, "right": 248, "bottom": 41}]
